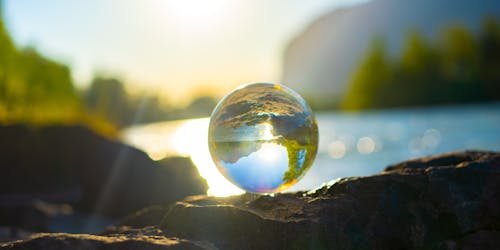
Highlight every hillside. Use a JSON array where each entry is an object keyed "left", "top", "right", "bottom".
[{"left": 282, "top": 0, "right": 500, "bottom": 107}]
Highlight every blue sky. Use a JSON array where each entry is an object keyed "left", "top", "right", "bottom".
[{"left": 3, "top": 0, "right": 368, "bottom": 104}]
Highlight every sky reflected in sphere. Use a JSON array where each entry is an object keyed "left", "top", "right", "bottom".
[{"left": 208, "top": 83, "right": 318, "bottom": 194}]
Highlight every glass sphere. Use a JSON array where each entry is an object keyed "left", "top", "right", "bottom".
[{"left": 208, "top": 83, "right": 318, "bottom": 194}]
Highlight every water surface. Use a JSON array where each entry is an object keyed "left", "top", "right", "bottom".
[{"left": 123, "top": 103, "right": 500, "bottom": 196}]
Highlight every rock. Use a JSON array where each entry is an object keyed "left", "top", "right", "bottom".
[
  {"left": 111, "top": 206, "right": 166, "bottom": 229},
  {"left": 2, "top": 150, "right": 498, "bottom": 249},
  {"left": 0, "top": 200, "right": 72, "bottom": 233},
  {"left": 434, "top": 230, "right": 500, "bottom": 250},
  {"left": 0, "top": 125, "right": 207, "bottom": 218},
  {"left": 160, "top": 151, "right": 500, "bottom": 249},
  {"left": 0, "top": 226, "right": 215, "bottom": 250},
  {"left": 0, "top": 227, "right": 33, "bottom": 244}
]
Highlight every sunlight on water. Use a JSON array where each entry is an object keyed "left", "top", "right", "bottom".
[
  {"left": 328, "top": 140, "right": 346, "bottom": 159},
  {"left": 357, "top": 137, "right": 375, "bottom": 154},
  {"left": 124, "top": 118, "right": 244, "bottom": 197},
  {"left": 123, "top": 104, "right": 500, "bottom": 197},
  {"left": 169, "top": 118, "right": 244, "bottom": 196}
]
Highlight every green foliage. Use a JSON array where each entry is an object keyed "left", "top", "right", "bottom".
[
  {"left": 0, "top": 19, "right": 80, "bottom": 122},
  {"left": 0, "top": 14, "right": 216, "bottom": 129},
  {"left": 478, "top": 17, "right": 500, "bottom": 99},
  {"left": 83, "top": 77, "right": 168, "bottom": 127},
  {"left": 280, "top": 123, "right": 318, "bottom": 185},
  {"left": 342, "top": 38, "right": 392, "bottom": 109},
  {"left": 183, "top": 96, "right": 218, "bottom": 118},
  {"left": 342, "top": 18, "right": 500, "bottom": 110},
  {"left": 83, "top": 77, "right": 218, "bottom": 127},
  {"left": 281, "top": 138, "right": 316, "bottom": 185},
  {"left": 84, "top": 78, "right": 131, "bottom": 127}
]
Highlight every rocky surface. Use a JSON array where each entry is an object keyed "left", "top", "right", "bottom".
[
  {"left": 0, "top": 200, "right": 72, "bottom": 233},
  {"left": 0, "top": 227, "right": 214, "bottom": 250},
  {"left": 110, "top": 205, "right": 166, "bottom": 229},
  {"left": 0, "top": 150, "right": 498, "bottom": 249},
  {"left": 0, "top": 125, "right": 207, "bottom": 223},
  {"left": 160, "top": 151, "right": 500, "bottom": 249}
]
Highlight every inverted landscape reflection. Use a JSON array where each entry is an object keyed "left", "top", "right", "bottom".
[
  {"left": 208, "top": 83, "right": 318, "bottom": 193},
  {"left": 221, "top": 142, "right": 289, "bottom": 193}
]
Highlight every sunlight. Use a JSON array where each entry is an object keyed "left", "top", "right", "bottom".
[
  {"left": 123, "top": 118, "right": 244, "bottom": 197},
  {"left": 166, "top": 120, "right": 282, "bottom": 196},
  {"left": 162, "top": 0, "right": 235, "bottom": 30},
  {"left": 169, "top": 118, "right": 244, "bottom": 197},
  {"left": 256, "top": 142, "right": 282, "bottom": 163},
  {"left": 259, "top": 123, "right": 275, "bottom": 141}
]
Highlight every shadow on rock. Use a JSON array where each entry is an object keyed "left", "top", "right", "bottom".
[
  {"left": 0, "top": 124, "right": 207, "bottom": 233},
  {"left": 159, "top": 151, "right": 500, "bottom": 249}
]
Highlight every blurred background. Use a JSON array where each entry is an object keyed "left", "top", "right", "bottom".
[
  {"left": 3, "top": 0, "right": 498, "bottom": 126},
  {"left": 0, "top": 0, "right": 500, "bottom": 218}
]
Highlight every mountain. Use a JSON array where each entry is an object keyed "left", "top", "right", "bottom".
[{"left": 281, "top": 0, "right": 500, "bottom": 106}]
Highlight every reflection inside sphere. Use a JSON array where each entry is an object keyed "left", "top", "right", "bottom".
[{"left": 208, "top": 83, "right": 318, "bottom": 193}]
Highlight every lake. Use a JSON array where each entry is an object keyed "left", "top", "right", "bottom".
[{"left": 122, "top": 103, "right": 500, "bottom": 197}]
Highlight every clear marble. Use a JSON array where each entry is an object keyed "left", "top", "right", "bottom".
[{"left": 208, "top": 83, "right": 318, "bottom": 193}]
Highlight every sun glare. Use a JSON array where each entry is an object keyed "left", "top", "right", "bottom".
[
  {"left": 256, "top": 142, "right": 282, "bottom": 163},
  {"left": 169, "top": 118, "right": 244, "bottom": 197},
  {"left": 124, "top": 118, "right": 244, "bottom": 197},
  {"left": 261, "top": 123, "right": 275, "bottom": 141},
  {"left": 163, "top": 0, "right": 235, "bottom": 30}
]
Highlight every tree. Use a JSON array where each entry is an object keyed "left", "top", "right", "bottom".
[
  {"left": 84, "top": 78, "right": 130, "bottom": 126},
  {"left": 479, "top": 17, "right": 500, "bottom": 100},
  {"left": 395, "top": 31, "right": 440, "bottom": 105},
  {"left": 341, "top": 19, "right": 500, "bottom": 110},
  {"left": 342, "top": 38, "right": 392, "bottom": 109},
  {"left": 184, "top": 96, "right": 217, "bottom": 118},
  {"left": 439, "top": 26, "right": 479, "bottom": 81},
  {"left": 0, "top": 18, "right": 79, "bottom": 121}
]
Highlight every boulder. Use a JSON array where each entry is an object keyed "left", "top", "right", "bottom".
[
  {"left": 0, "top": 200, "right": 72, "bottom": 233},
  {"left": 0, "top": 227, "right": 33, "bottom": 244},
  {"left": 0, "top": 125, "right": 207, "bottom": 218},
  {"left": 2, "top": 150, "right": 498, "bottom": 249},
  {"left": 111, "top": 205, "right": 166, "bottom": 229},
  {"left": 0, "top": 226, "right": 214, "bottom": 250},
  {"left": 160, "top": 151, "right": 500, "bottom": 249}
]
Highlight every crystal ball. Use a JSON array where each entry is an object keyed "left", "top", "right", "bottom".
[{"left": 208, "top": 83, "right": 318, "bottom": 194}]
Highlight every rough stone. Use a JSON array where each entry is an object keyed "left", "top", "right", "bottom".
[
  {"left": 0, "top": 227, "right": 33, "bottom": 244},
  {"left": 160, "top": 151, "right": 500, "bottom": 249},
  {"left": 0, "top": 226, "right": 214, "bottom": 250},
  {"left": 2, "top": 150, "right": 498, "bottom": 249},
  {"left": 0, "top": 200, "right": 72, "bottom": 233},
  {"left": 0, "top": 125, "right": 207, "bottom": 218},
  {"left": 111, "top": 205, "right": 166, "bottom": 229}
]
